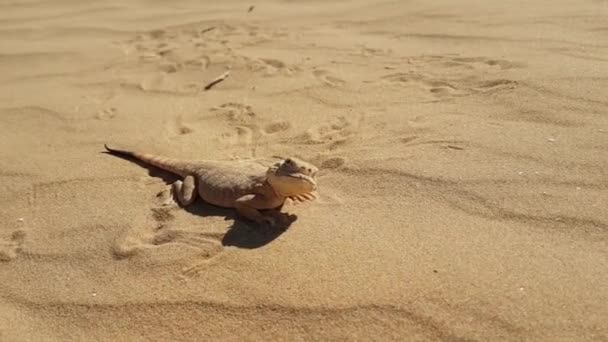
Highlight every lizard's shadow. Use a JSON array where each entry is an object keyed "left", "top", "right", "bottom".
[
  {"left": 103, "top": 151, "right": 297, "bottom": 249},
  {"left": 186, "top": 202, "right": 298, "bottom": 249}
]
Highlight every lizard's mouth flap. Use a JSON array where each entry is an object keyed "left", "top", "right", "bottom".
[
  {"left": 288, "top": 190, "right": 319, "bottom": 204},
  {"left": 269, "top": 171, "right": 317, "bottom": 197},
  {"left": 284, "top": 173, "right": 316, "bottom": 188}
]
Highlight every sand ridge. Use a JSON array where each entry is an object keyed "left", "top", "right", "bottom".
[{"left": 1, "top": 0, "right": 607, "bottom": 340}]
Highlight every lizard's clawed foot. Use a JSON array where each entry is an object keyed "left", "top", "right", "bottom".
[{"left": 157, "top": 188, "right": 176, "bottom": 206}]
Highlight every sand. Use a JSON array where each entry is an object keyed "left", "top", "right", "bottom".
[{"left": 0, "top": 0, "right": 607, "bottom": 340}]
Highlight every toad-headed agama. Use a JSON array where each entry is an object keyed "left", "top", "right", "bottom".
[{"left": 104, "top": 144, "right": 319, "bottom": 226}]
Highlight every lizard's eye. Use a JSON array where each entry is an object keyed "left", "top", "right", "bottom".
[{"left": 285, "top": 158, "right": 292, "bottom": 164}]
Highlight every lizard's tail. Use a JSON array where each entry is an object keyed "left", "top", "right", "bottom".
[{"left": 104, "top": 144, "right": 192, "bottom": 177}]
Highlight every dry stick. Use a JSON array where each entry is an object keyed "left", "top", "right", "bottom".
[
  {"left": 201, "top": 27, "right": 216, "bottom": 34},
  {"left": 447, "top": 145, "right": 465, "bottom": 150},
  {"left": 203, "top": 70, "right": 230, "bottom": 91}
]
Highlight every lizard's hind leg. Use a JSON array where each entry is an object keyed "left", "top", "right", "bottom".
[{"left": 172, "top": 175, "right": 198, "bottom": 206}]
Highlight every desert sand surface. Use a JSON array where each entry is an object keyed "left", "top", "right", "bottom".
[{"left": 0, "top": 0, "right": 607, "bottom": 340}]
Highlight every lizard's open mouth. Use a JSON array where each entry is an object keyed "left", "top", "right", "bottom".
[{"left": 283, "top": 173, "right": 316, "bottom": 186}]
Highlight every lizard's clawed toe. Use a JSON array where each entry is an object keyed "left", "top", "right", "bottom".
[{"left": 157, "top": 188, "right": 176, "bottom": 206}]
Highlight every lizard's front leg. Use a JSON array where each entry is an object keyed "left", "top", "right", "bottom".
[
  {"left": 172, "top": 175, "right": 198, "bottom": 206},
  {"left": 234, "top": 194, "right": 276, "bottom": 227}
]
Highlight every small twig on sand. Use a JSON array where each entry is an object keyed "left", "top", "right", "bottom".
[
  {"left": 201, "top": 27, "right": 216, "bottom": 34},
  {"left": 446, "top": 145, "right": 465, "bottom": 150},
  {"left": 203, "top": 70, "right": 230, "bottom": 91}
]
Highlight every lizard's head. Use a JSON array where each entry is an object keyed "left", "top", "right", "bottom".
[{"left": 267, "top": 157, "right": 318, "bottom": 198}]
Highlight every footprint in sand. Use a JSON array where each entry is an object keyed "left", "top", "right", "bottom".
[
  {"left": 116, "top": 25, "right": 230, "bottom": 94},
  {"left": 381, "top": 71, "right": 460, "bottom": 98},
  {"left": 299, "top": 116, "right": 357, "bottom": 149},
  {"left": 428, "top": 82, "right": 458, "bottom": 97},
  {"left": 244, "top": 57, "right": 296, "bottom": 77},
  {"left": 210, "top": 102, "right": 264, "bottom": 146},
  {"left": 113, "top": 23, "right": 304, "bottom": 95},
  {"left": 158, "top": 63, "right": 179, "bottom": 73},
  {"left": 263, "top": 121, "right": 291, "bottom": 135},
  {"left": 380, "top": 55, "right": 520, "bottom": 99},
  {"left": 400, "top": 135, "right": 467, "bottom": 150},
  {"left": 380, "top": 71, "right": 416, "bottom": 83},
  {"left": 165, "top": 114, "right": 194, "bottom": 139},
  {"left": 259, "top": 58, "right": 286, "bottom": 73},
  {"left": 313, "top": 69, "right": 346, "bottom": 87},
  {"left": 451, "top": 56, "right": 523, "bottom": 70},
  {"left": 220, "top": 126, "right": 255, "bottom": 146},
  {"left": 357, "top": 45, "right": 392, "bottom": 57},
  {"left": 138, "top": 73, "right": 166, "bottom": 92},
  {"left": 182, "top": 55, "right": 210, "bottom": 70},
  {"left": 0, "top": 230, "right": 26, "bottom": 262},
  {"left": 261, "top": 58, "right": 286, "bottom": 69},
  {"left": 95, "top": 107, "right": 117, "bottom": 120},
  {"left": 475, "top": 79, "right": 518, "bottom": 93},
  {"left": 207, "top": 101, "right": 291, "bottom": 146},
  {"left": 210, "top": 102, "right": 257, "bottom": 123},
  {"left": 399, "top": 135, "right": 419, "bottom": 144}
]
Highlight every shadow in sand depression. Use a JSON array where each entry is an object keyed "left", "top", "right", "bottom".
[{"left": 184, "top": 200, "right": 298, "bottom": 249}]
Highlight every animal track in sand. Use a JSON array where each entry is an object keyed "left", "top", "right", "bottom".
[
  {"left": 167, "top": 99, "right": 287, "bottom": 142},
  {"left": 450, "top": 56, "right": 523, "bottom": 70},
  {"left": 313, "top": 69, "right": 346, "bottom": 87},
  {"left": 111, "top": 23, "right": 300, "bottom": 94},
  {"left": 0, "top": 230, "right": 26, "bottom": 262},
  {"left": 210, "top": 102, "right": 257, "bottom": 123},
  {"left": 298, "top": 116, "right": 358, "bottom": 149},
  {"left": 220, "top": 126, "right": 255, "bottom": 146},
  {"left": 114, "top": 26, "right": 228, "bottom": 94},
  {"left": 112, "top": 207, "right": 225, "bottom": 273},
  {"left": 209, "top": 102, "right": 292, "bottom": 148},
  {"left": 151, "top": 206, "right": 175, "bottom": 222},
  {"left": 95, "top": 107, "right": 117, "bottom": 120},
  {"left": 400, "top": 136, "right": 468, "bottom": 150},
  {"left": 130, "top": 28, "right": 214, "bottom": 69},
  {"left": 165, "top": 114, "right": 194, "bottom": 139},
  {"left": 210, "top": 102, "right": 258, "bottom": 146},
  {"left": 112, "top": 223, "right": 225, "bottom": 265},
  {"left": 263, "top": 121, "right": 291, "bottom": 134},
  {"left": 261, "top": 58, "right": 286, "bottom": 69},
  {"left": 380, "top": 55, "right": 519, "bottom": 99},
  {"left": 381, "top": 71, "right": 462, "bottom": 98},
  {"left": 400, "top": 135, "right": 419, "bottom": 144},
  {"left": 247, "top": 58, "right": 299, "bottom": 77}
]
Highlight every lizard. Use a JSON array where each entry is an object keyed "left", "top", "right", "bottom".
[{"left": 103, "top": 144, "right": 319, "bottom": 227}]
